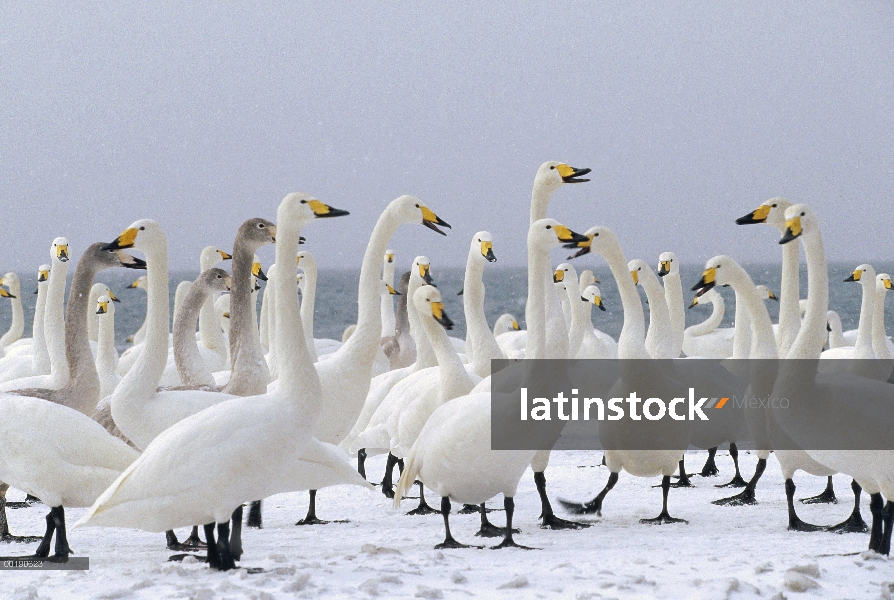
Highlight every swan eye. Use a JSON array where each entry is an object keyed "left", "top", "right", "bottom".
[
  {"left": 593, "top": 232, "right": 599, "bottom": 237},
  {"left": 550, "top": 166, "right": 555, "bottom": 170},
  {"left": 800, "top": 212, "right": 805, "bottom": 216},
  {"left": 771, "top": 204, "right": 777, "bottom": 208},
  {"left": 545, "top": 225, "right": 552, "bottom": 229},
  {"left": 139, "top": 226, "right": 145, "bottom": 231},
  {"left": 300, "top": 199, "right": 307, "bottom": 204},
  {"left": 258, "top": 223, "right": 265, "bottom": 228},
  {"left": 415, "top": 204, "right": 419, "bottom": 208}
]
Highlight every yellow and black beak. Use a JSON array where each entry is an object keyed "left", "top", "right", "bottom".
[
  {"left": 219, "top": 250, "right": 233, "bottom": 261},
  {"left": 38, "top": 269, "right": 49, "bottom": 283},
  {"left": 767, "top": 290, "right": 778, "bottom": 301},
  {"left": 96, "top": 300, "right": 109, "bottom": 315},
  {"left": 109, "top": 290, "right": 120, "bottom": 303},
  {"left": 224, "top": 276, "right": 233, "bottom": 291},
  {"left": 299, "top": 236, "right": 306, "bottom": 245},
  {"left": 56, "top": 244, "right": 70, "bottom": 262},
  {"left": 430, "top": 301, "right": 454, "bottom": 330},
  {"left": 0, "top": 286, "right": 15, "bottom": 299},
  {"left": 691, "top": 267, "right": 717, "bottom": 297},
  {"left": 562, "top": 232, "right": 594, "bottom": 258},
  {"left": 308, "top": 200, "right": 350, "bottom": 219},
  {"left": 584, "top": 295, "right": 606, "bottom": 311},
  {"left": 779, "top": 216, "right": 802, "bottom": 245},
  {"left": 512, "top": 319, "right": 520, "bottom": 330},
  {"left": 885, "top": 279, "right": 894, "bottom": 290},
  {"left": 658, "top": 260, "right": 672, "bottom": 277},
  {"left": 385, "top": 252, "right": 395, "bottom": 263},
  {"left": 556, "top": 164, "right": 592, "bottom": 184},
  {"left": 127, "top": 279, "right": 140, "bottom": 289},
  {"left": 386, "top": 283, "right": 401, "bottom": 295},
  {"left": 481, "top": 241, "right": 496, "bottom": 262},
  {"left": 630, "top": 269, "right": 639, "bottom": 286},
  {"left": 688, "top": 296, "right": 700, "bottom": 309},
  {"left": 735, "top": 204, "right": 771, "bottom": 225},
  {"left": 844, "top": 269, "right": 862, "bottom": 283},
  {"left": 420, "top": 205, "right": 451, "bottom": 236},
  {"left": 223, "top": 312, "right": 230, "bottom": 319},
  {"left": 102, "top": 228, "right": 139, "bottom": 251},
  {"left": 553, "top": 269, "right": 565, "bottom": 284},
  {"left": 252, "top": 262, "right": 268, "bottom": 281},
  {"left": 553, "top": 225, "right": 589, "bottom": 246},
  {"left": 419, "top": 263, "right": 434, "bottom": 284},
  {"left": 117, "top": 251, "right": 147, "bottom": 270}
]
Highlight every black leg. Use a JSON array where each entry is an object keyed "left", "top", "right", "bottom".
[
  {"left": 381, "top": 454, "right": 398, "bottom": 499},
  {"left": 669, "top": 458, "right": 693, "bottom": 488},
  {"left": 397, "top": 458, "right": 404, "bottom": 475},
  {"left": 493, "top": 497, "right": 535, "bottom": 550},
  {"left": 880, "top": 500, "right": 894, "bottom": 556},
  {"left": 476, "top": 502, "right": 519, "bottom": 538},
  {"left": 406, "top": 481, "right": 439, "bottom": 515},
  {"left": 716, "top": 443, "right": 748, "bottom": 488},
  {"left": 0, "top": 494, "right": 42, "bottom": 544},
  {"left": 33, "top": 509, "right": 56, "bottom": 558},
  {"left": 167, "top": 527, "right": 205, "bottom": 552},
  {"left": 699, "top": 447, "right": 719, "bottom": 477},
  {"left": 296, "top": 490, "right": 329, "bottom": 525},
  {"left": 600, "top": 454, "right": 606, "bottom": 466},
  {"left": 868, "top": 493, "right": 884, "bottom": 553},
  {"left": 185, "top": 526, "right": 205, "bottom": 548},
  {"left": 247, "top": 500, "right": 263, "bottom": 529},
  {"left": 357, "top": 448, "right": 367, "bottom": 480},
  {"left": 204, "top": 523, "right": 220, "bottom": 569},
  {"left": 713, "top": 457, "right": 765, "bottom": 505},
  {"left": 434, "top": 497, "right": 479, "bottom": 549},
  {"left": 216, "top": 521, "right": 236, "bottom": 571},
  {"left": 459, "top": 503, "right": 481, "bottom": 514},
  {"left": 785, "top": 479, "right": 825, "bottom": 531},
  {"left": 559, "top": 471, "right": 618, "bottom": 516},
  {"left": 800, "top": 475, "right": 837, "bottom": 504},
  {"left": 640, "top": 476, "right": 688, "bottom": 524},
  {"left": 827, "top": 479, "right": 868, "bottom": 533},
  {"left": 49, "top": 506, "right": 71, "bottom": 558},
  {"left": 230, "top": 505, "right": 243, "bottom": 561},
  {"left": 535, "top": 471, "right": 590, "bottom": 529}
]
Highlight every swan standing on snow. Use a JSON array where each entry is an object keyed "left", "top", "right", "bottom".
[{"left": 77, "top": 193, "right": 370, "bottom": 571}]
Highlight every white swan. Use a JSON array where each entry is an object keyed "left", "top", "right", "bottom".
[
  {"left": 87, "top": 283, "right": 118, "bottom": 345},
  {"left": 461, "top": 232, "right": 502, "bottom": 377},
  {"left": 380, "top": 249, "right": 397, "bottom": 338},
  {"left": 657, "top": 252, "right": 684, "bottom": 357},
  {"left": 95, "top": 295, "right": 120, "bottom": 399},
  {"left": 0, "top": 266, "right": 50, "bottom": 381},
  {"left": 682, "top": 289, "right": 733, "bottom": 358},
  {"left": 493, "top": 313, "right": 520, "bottom": 338},
  {"left": 77, "top": 192, "right": 370, "bottom": 570},
  {"left": 381, "top": 271, "right": 414, "bottom": 369},
  {"left": 0, "top": 273, "right": 24, "bottom": 353},
  {"left": 821, "top": 265, "right": 878, "bottom": 361},
  {"left": 629, "top": 258, "right": 675, "bottom": 359},
  {"left": 575, "top": 285, "right": 618, "bottom": 359},
  {"left": 171, "top": 280, "right": 192, "bottom": 331}
]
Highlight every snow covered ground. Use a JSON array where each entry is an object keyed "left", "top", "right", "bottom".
[{"left": 2, "top": 450, "right": 892, "bottom": 599}]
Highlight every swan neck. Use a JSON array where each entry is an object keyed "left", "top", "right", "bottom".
[
  {"left": 777, "top": 241, "right": 801, "bottom": 354},
  {"left": 31, "top": 285, "right": 50, "bottom": 372},
  {"left": 788, "top": 231, "right": 828, "bottom": 358},
  {"left": 603, "top": 244, "right": 647, "bottom": 358},
  {"left": 689, "top": 295, "right": 724, "bottom": 336},
  {"left": 872, "top": 287, "right": 889, "bottom": 358},
  {"left": 524, "top": 244, "right": 548, "bottom": 359},
  {"left": 854, "top": 279, "right": 876, "bottom": 351},
  {"left": 0, "top": 290, "right": 23, "bottom": 347},
  {"left": 61, "top": 259, "right": 102, "bottom": 407},
  {"left": 45, "top": 260, "right": 69, "bottom": 377},
  {"left": 420, "top": 312, "right": 472, "bottom": 394},
  {"left": 173, "top": 281, "right": 215, "bottom": 386}
]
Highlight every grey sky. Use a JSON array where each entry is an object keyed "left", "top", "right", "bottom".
[{"left": 2, "top": 3, "right": 892, "bottom": 274}]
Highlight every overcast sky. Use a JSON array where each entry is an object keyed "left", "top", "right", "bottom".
[{"left": 2, "top": 3, "right": 892, "bottom": 273}]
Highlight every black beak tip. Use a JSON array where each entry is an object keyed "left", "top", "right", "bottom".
[
  {"left": 299, "top": 236, "right": 306, "bottom": 244},
  {"left": 457, "top": 288, "right": 464, "bottom": 296}
]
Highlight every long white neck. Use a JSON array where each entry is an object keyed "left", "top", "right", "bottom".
[
  {"left": 30, "top": 284, "right": 50, "bottom": 373},
  {"left": 788, "top": 230, "right": 828, "bottom": 359},
  {"left": 663, "top": 271, "right": 685, "bottom": 357},
  {"left": 333, "top": 207, "right": 400, "bottom": 369},
  {"left": 273, "top": 214, "right": 320, "bottom": 407},
  {"left": 300, "top": 262, "right": 318, "bottom": 361},
  {"left": 530, "top": 181, "right": 557, "bottom": 224},
  {"left": 567, "top": 282, "right": 588, "bottom": 358},
  {"left": 558, "top": 284, "right": 572, "bottom": 329},
  {"left": 688, "top": 294, "right": 724, "bottom": 336},
  {"left": 828, "top": 312, "right": 846, "bottom": 348},
  {"left": 408, "top": 275, "right": 436, "bottom": 369},
  {"left": 380, "top": 260, "right": 396, "bottom": 337},
  {"left": 223, "top": 241, "right": 270, "bottom": 395},
  {"left": 872, "top": 284, "right": 890, "bottom": 359},
  {"left": 263, "top": 265, "right": 278, "bottom": 380},
  {"left": 44, "top": 258, "right": 70, "bottom": 383},
  {"left": 603, "top": 243, "right": 649, "bottom": 359},
  {"left": 732, "top": 290, "right": 753, "bottom": 359},
  {"left": 639, "top": 274, "right": 674, "bottom": 359},
  {"left": 419, "top": 310, "right": 474, "bottom": 400},
  {"left": 97, "top": 306, "right": 119, "bottom": 397},
  {"left": 0, "top": 289, "right": 23, "bottom": 349},
  {"left": 116, "top": 237, "right": 170, "bottom": 402},
  {"left": 463, "top": 254, "right": 503, "bottom": 377},
  {"left": 733, "top": 271, "right": 778, "bottom": 359},
  {"left": 199, "top": 288, "right": 226, "bottom": 357},
  {"left": 86, "top": 285, "right": 103, "bottom": 343},
  {"left": 259, "top": 281, "right": 271, "bottom": 349},
  {"left": 777, "top": 241, "right": 801, "bottom": 357},
  {"left": 853, "top": 277, "right": 876, "bottom": 355},
  {"left": 524, "top": 243, "right": 550, "bottom": 359}
]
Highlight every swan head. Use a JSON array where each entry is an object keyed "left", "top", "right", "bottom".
[
  {"left": 562, "top": 225, "right": 613, "bottom": 259},
  {"left": 657, "top": 252, "right": 678, "bottom": 277},
  {"left": 238, "top": 218, "right": 277, "bottom": 250},
  {"left": 127, "top": 275, "right": 148, "bottom": 291},
  {"left": 52, "top": 237, "right": 70, "bottom": 263},
  {"left": 295, "top": 251, "right": 316, "bottom": 270},
  {"left": 578, "top": 269, "right": 599, "bottom": 288},
  {"left": 200, "top": 246, "right": 233, "bottom": 270},
  {"left": 102, "top": 219, "right": 166, "bottom": 256},
  {"left": 85, "top": 241, "right": 147, "bottom": 272},
  {"left": 581, "top": 284, "right": 606, "bottom": 311},
  {"left": 779, "top": 204, "right": 818, "bottom": 244},
  {"left": 692, "top": 255, "right": 751, "bottom": 298},
  {"left": 877, "top": 273, "right": 893, "bottom": 292},
  {"left": 379, "top": 280, "right": 401, "bottom": 297},
  {"left": 530, "top": 219, "right": 588, "bottom": 253},
  {"left": 278, "top": 193, "right": 350, "bottom": 229},
  {"left": 755, "top": 285, "right": 778, "bottom": 302},
  {"left": 198, "top": 267, "right": 232, "bottom": 294},
  {"left": 472, "top": 231, "right": 496, "bottom": 263},
  {"left": 96, "top": 295, "right": 114, "bottom": 316},
  {"left": 536, "top": 161, "right": 592, "bottom": 187},
  {"left": 385, "top": 250, "right": 395, "bottom": 264},
  {"left": 412, "top": 256, "right": 434, "bottom": 285},
  {"left": 0, "top": 273, "right": 20, "bottom": 298},
  {"left": 627, "top": 259, "right": 652, "bottom": 287},
  {"left": 413, "top": 285, "right": 454, "bottom": 330},
  {"left": 736, "top": 197, "right": 792, "bottom": 231},
  {"left": 389, "top": 195, "right": 451, "bottom": 236},
  {"left": 494, "top": 313, "right": 520, "bottom": 335},
  {"left": 844, "top": 264, "right": 876, "bottom": 287}
]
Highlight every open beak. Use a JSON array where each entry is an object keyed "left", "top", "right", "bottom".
[
  {"left": 557, "top": 164, "right": 592, "bottom": 184},
  {"left": 117, "top": 251, "right": 147, "bottom": 270},
  {"left": 299, "top": 236, "right": 306, "bottom": 245},
  {"left": 563, "top": 233, "right": 593, "bottom": 259},
  {"left": 308, "top": 200, "right": 351, "bottom": 218},
  {"left": 691, "top": 268, "right": 717, "bottom": 297},
  {"left": 735, "top": 205, "right": 771, "bottom": 225},
  {"left": 420, "top": 206, "right": 451, "bottom": 236},
  {"left": 553, "top": 225, "right": 589, "bottom": 245}
]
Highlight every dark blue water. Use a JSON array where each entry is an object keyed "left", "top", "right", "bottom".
[{"left": 0, "top": 262, "right": 889, "bottom": 351}]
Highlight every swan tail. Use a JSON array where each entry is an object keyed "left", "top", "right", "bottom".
[{"left": 393, "top": 448, "right": 421, "bottom": 510}]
